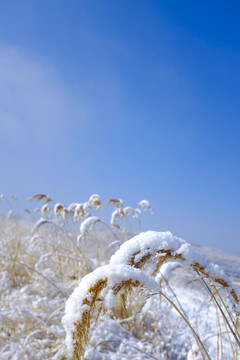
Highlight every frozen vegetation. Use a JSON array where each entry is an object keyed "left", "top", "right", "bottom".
[{"left": 1, "top": 193, "right": 240, "bottom": 359}]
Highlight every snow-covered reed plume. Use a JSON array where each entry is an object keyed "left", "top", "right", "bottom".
[
  {"left": 54, "top": 203, "right": 69, "bottom": 219},
  {"left": 73, "top": 203, "right": 89, "bottom": 221},
  {"left": 105, "top": 198, "right": 123, "bottom": 208},
  {"left": 137, "top": 200, "right": 153, "bottom": 214},
  {"left": 28, "top": 193, "right": 52, "bottom": 203},
  {"left": 110, "top": 205, "right": 142, "bottom": 227},
  {"left": 110, "top": 208, "right": 124, "bottom": 225},
  {"left": 77, "top": 216, "right": 102, "bottom": 244},
  {"left": 68, "top": 202, "right": 78, "bottom": 213},
  {"left": 62, "top": 264, "right": 160, "bottom": 359},
  {"left": 110, "top": 231, "right": 240, "bottom": 304},
  {"left": 40, "top": 203, "right": 51, "bottom": 217},
  {"left": 88, "top": 194, "right": 101, "bottom": 209}
]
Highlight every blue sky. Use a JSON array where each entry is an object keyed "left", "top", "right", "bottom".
[{"left": 0, "top": 1, "right": 239, "bottom": 254}]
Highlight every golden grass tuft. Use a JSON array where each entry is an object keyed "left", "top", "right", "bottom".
[
  {"left": 69, "top": 272, "right": 156, "bottom": 360},
  {"left": 72, "top": 279, "right": 108, "bottom": 359}
]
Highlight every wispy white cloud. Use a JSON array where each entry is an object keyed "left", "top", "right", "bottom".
[{"left": 0, "top": 44, "right": 83, "bottom": 146}]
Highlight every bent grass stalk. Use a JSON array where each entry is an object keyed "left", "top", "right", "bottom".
[
  {"left": 64, "top": 271, "right": 212, "bottom": 360},
  {"left": 212, "top": 284, "right": 240, "bottom": 343},
  {"left": 63, "top": 265, "right": 212, "bottom": 359},
  {"left": 71, "top": 277, "right": 150, "bottom": 359},
  {"left": 62, "top": 265, "right": 160, "bottom": 360},
  {"left": 149, "top": 291, "right": 211, "bottom": 360},
  {"left": 128, "top": 248, "right": 238, "bottom": 304},
  {"left": 109, "top": 232, "right": 240, "bottom": 341},
  {"left": 134, "top": 256, "right": 240, "bottom": 355},
  {"left": 198, "top": 274, "right": 240, "bottom": 350}
]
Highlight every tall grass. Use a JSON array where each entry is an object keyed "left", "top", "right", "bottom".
[
  {"left": 63, "top": 231, "right": 240, "bottom": 359},
  {"left": 1, "top": 193, "right": 239, "bottom": 359}
]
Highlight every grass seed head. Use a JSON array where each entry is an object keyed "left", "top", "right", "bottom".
[
  {"left": 105, "top": 199, "right": 123, "bottom": 208},
  {"left": 88, "top": 194, "right": 101, "bottom": 209}
]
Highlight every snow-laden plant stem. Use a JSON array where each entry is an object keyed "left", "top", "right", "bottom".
[
  {"left": 62, "top": 264, "right": 161, "bottom": 359},
  {"left": 110, "top": 231, "right": 240, "bottom": 354},
  {"left": 63, "top": 231, "right": 240, "bottom": 359}
]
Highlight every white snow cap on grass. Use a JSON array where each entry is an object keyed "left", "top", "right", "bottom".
[
  {"left": 31, "top": 218, "right": 57, "bottom": 234},
  {"left": 62, "top": 264, "right": 160, "bottom": 357},
  {"left": 54, "top": 203, "right": 64, "bottom": 216},
  {"left": 110, "top": 207, "right": 140, "bottom": 226},
  {"left": 73, "top": 202, "right": 90, "bottom": 221},
  {"left": 110, "top": 231, "right": 240, "bottom": 305},
  {"left": 77, "top": 216, "right": 102, "bottom": 244},
  {"left": 137, "top": 200, "right": 153, "bottom": 213},
  {"left": 88, "top": 194, "right": 101, "bottom": 208},
  {"left": 110, "top": 231, "right": 185, "bottom": 266},
  {"left": 110, "top": 208, "right": 124, "bottom": 225},
  {"left": 123, "top": 206, "right": 138, "bottom": 218}
]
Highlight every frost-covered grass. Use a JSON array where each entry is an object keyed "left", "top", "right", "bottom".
[{"left": 1, "top": 193, "right": 240, "bottom": 360}]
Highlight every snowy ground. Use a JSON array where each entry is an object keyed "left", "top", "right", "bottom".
[{"left": 1, "top": 202, "right": 240, "bottom": 360}]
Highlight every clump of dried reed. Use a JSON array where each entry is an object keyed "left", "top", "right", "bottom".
[
  {"left": 62, "top": 265, "right": 160, "bottom": 360},
  {"left": 2, "top": 193, "right": 240, "bottom": 360}
]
